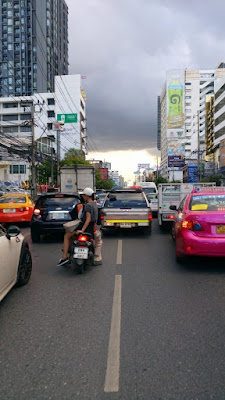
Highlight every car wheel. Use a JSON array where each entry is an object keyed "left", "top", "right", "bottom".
[
  {"left": 31, "top": 229, "right": 40, "bottom": 243},
  {"left": 17, "top": 247, "right": 32, "bottom": 286}
]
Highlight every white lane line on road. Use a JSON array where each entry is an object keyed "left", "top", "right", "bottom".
[
  {"left": 116, "top": 240, "right": 123, "bottom": 265},
  {"left": 104, "top": 275, "right": 122, "bottom": 393}
]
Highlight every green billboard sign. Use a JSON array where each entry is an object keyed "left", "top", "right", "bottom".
[{"left": 57, "top": 113, "right": 77, "bottom": 123}]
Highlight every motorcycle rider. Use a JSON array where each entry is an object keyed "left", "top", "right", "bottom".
[{"left": 57, "top": 187, "right": 102, "bottom": 266}]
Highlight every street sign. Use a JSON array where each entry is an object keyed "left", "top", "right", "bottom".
[
  {"left": 57, "top": 114, "right": 77, "bottom": 123},
  {"left": 53, "top": 122, "right": 64, "bottom": 131}
]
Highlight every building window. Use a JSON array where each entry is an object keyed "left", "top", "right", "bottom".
[
  {"left": 10, "top": 165, "right": 27, "bottom": 174},
  {"left": 3, "top": 102, "right": 18, "bottom": 108},
  {"left": 3, "top": 114, "right": 18, "bottom": 121},
  {"left": 48, "top": 110, "right": 55, "bottom": 118},
  {"left": 185, "top": 82, "right": 191, "bottom": 86},
  {"left": 20, "top": 114, "right": 31, "bottom": 121},
  {"left": 185, "top": 96, "right": 191, "bottom": 99},
  {"left": 215, "top": 84, "right": 225, "bottom": 100},
  {"left": 20, "top": 126, "right": 31, "bottom": 133},
  {"left": 47, "top": 98, "right": 55, "bottom": 105},
  {"left": 47, "top": 123, "right": 53, "bottom": 130},
  {"left": 215, "top": 111, "right": 225, "bottom": 127}
]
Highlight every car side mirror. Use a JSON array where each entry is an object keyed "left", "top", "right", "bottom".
[
  {"left": 170, "top": 205, "right": 177, "bottom": 211},
  {"left": 6, "top": 225, "right": 20, "bottom": 240}
]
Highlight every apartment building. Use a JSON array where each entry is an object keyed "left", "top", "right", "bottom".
[
  {"left": 0, "top": 75, "right": 87, "bottom": 183},
  {"left": 158, "top": 63, "right": 225, "bottom": 180},
  {"left": 0, "top": 0, "right": 68, "bottom": 97}
]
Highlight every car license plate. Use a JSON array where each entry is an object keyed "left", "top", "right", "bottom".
[
  {"left": 217, "top": 225, "right": 225, "bottom": 234},
  {"left": 3, "top": 208, "right": 16, "bottom": 213},
  {"left": 52, "top": 213, "right": 66, "bottom": 220},
  {"left": 73, "top": 247, "right": 88, "bottom": 259},
  {"left": 120, "top": 223, "right": 132, "bottom": 228}
]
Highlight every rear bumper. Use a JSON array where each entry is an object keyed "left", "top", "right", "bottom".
[
  {"left": 0, "top": 211, "right": 32, "bottom": 223},
  {"left": 31, "top": 219, "right": 68, "bottom": 233},
  {"left": 181, "top": 232, "right": 225, "bottom": 257}
]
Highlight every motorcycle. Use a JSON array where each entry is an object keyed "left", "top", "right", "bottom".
[{"left": 70, "top": 232, "right": 94, "bottom": 274}]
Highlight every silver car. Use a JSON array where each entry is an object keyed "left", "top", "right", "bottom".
[{"left": 100, "top": 189, "right": 152, "bottom": 234}]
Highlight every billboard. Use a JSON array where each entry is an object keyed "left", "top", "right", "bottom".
[
  {"left": 167, "top": 70, "right": 185, "bottom": 169},
  {"left": 167, "top": 70, "right": 185, "bottom": 130},
  {"left": 167, "top": 128, "right": 185, "bottom": 141},
  {"left": 99, "top": 168, "right": 108, "bottom": 180},
  {"left": 168, "top": 156, "right": 185, "bottom": 168},
  {"left": 138, "top": 163, "right": 150, "bottom": 169},
  {"left": 187, "top": 166, "right": 198, "bottom": 183}
]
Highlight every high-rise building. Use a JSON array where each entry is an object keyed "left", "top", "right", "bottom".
[
  {"left": 158, "top": 63, "right": 225, "bottom": 180},
  {"left": 0, "top": 0, "right": 68, "bottom": 97}
]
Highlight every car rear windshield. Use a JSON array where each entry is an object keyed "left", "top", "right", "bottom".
[
  {"left": 142, "top": 188, "right": 157, "bottom": 193},
  {"left": 147, "top": 194, "right": 158, "bottom": 200},
  {"left": 37, "top": 196, "right": 80, "bottom": 209},
  {"left": 0, "top": 196, "right": 26, "bottom": 203},
  {"left": 104, "top": 192, "right": 147, "bottom": 208},
  {"left": 189, "top": 194, "right": 225, "bottom": 211}
]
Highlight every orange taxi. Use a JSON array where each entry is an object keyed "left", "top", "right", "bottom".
[{"left": 0, "top": 194, "right": 34, "bottom": 223}]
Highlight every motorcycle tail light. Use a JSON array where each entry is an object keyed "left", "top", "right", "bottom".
[
  {"left": 34, "top": 208, "right": 41, "bottom": 216},
  {"left": 78, "top": 235, "right": 88, "bottom": 242}
]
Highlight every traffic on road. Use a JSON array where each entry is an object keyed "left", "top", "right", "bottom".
[{"left": 1, "top": 185, "right": 225, "bottom": 399}]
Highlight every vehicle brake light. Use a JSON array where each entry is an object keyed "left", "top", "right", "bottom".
[
  {"left": 20, "top": 207, "right": 29, "bottom": 212},
  {"left": 34, "top": 208, "right": 41, "bottom": 216},
  {"left": 78, "top": 235, "right": 88, "bottom": 242},
  {"left": 148, "top": 213, "right": 153, "bottom": 221},
  {"left": 168, "top": 215, "right": 175, "bottom": 220},
  {"left": 181, "top": 220, "right": 193, "bottom": 230},
  {"left": 100, "top": 215, "right": 104, "bottom": 221}
]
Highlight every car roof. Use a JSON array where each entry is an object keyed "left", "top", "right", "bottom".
[
  {"left": 1, "top": 193, "right": 27, "bottom": 197},
  {"left": 109, "top": 189, "right": 143, "bottom": 193},
  {"left": 36, "top": 192, "right": 80, "bottom": 198}
]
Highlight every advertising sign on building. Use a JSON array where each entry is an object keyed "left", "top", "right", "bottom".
[
  {"left": 168, "top": 156, "right": 185, "bottom": 168},
  {"left": 99, "top": 168, "right": 108, "bottom": 180},
  {"left": 167, "top": 128, "right": 185, "bottom": 141},
  {"left": 138, "top": 163, "right": 150, "bottom": 169},
  {"left": 57, "top": 114, "right": 78, "bottom": 123},
  {"left": 167, "top": 70, "right": 185, "bottom": 130},
  {"left": 187, "top": 166, "right": 198, "bottom": 183}
]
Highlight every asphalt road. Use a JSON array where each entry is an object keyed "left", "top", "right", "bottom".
[{"left": 1, "top": 221, "right": 225, "bottom": 399}]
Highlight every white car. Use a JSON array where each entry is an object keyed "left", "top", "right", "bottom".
[{"left": 0, "top": 224, "right": 32, "bottom": 302}]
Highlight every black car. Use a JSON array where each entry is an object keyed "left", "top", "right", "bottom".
[{"left": 30, "top": 193, "right": 81, "bottom": 242}]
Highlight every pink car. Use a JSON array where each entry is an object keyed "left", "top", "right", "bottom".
[{"left": 171, "top": 188, "right": 225, "bottom": 262}]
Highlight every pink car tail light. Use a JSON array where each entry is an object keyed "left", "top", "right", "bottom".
[
  {"left": 182, "top": 220, "right": 193, "bottom": 230},
  {"left": 182, "top": 220, "right": 204, "bottom": 231}
]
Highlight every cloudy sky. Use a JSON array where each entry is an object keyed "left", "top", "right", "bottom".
[{"left": 66, "top": 0, "right": 225, "bottom": 178}]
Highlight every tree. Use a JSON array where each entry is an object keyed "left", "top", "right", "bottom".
[
  {"left": 95, "top": 169, "right": 113, "bottom": 190},
  {"left": 154, "top": 175, "right": 168, "bottom": 186},
  {"left": 200, "top": 175, "right": 222, "bottom": 186},
  {"left": 60, "top": 148, "right": 90, "bottom": 166},
  {"left": 37, "top": 160, "right": 57, "bottom": 185}
]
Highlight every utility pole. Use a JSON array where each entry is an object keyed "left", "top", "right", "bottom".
[
  {"left": 57, "top": 129, "right": 60, "bottom": 188},
  {"left": 31, "top": 104, "right": 37, "bottom": 199}
]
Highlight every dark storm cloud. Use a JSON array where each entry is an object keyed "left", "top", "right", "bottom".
[{"left": 66, "top": 0, "right": 225, "bottom": 152}]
